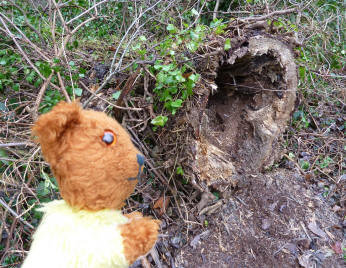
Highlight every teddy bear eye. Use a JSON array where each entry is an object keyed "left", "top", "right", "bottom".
[{"left": 101, "top": 130, "right": 116, "bottom": 146}]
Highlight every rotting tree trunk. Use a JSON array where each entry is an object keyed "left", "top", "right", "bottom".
[{"left": 161, "top": 30, "right": 298, "bottom": 195}]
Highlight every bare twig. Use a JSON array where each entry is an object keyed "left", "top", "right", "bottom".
[
  {"left": 0, "top": 16, "right": 60, "bottom": 93},
  {"left": 7, "top": 0, "right": 46, "bottom": 45},
  {"left": 32, "top": 71, "right": 55, "bottom": 121},
  {"left": 0, "top": 198, "right": 34, "bottom": 229},
  {"left": 241, "top": 8, "right": 297, "bottom": 22},
  {"left": 79, "top": 81, "right": 142, "bottom": 111},
  {"left": 213, "top": 0, "right": 221, "bottom": 20},
  {"left": 0, "top": 13, "right": 49, "bottom": 61},
  {"left": 57, "top": 72, "right": 71, "bottom": 102},
  {"left": 0, "top": 142, "right": 35, "bottom": 148},
  {"left": 66, "top": 0, "right": 112, "bottom": 25},
  {"left": 83, "top": 0, "right": 170, "bottom": 106},
  {"left": 115, "top": 68, "right": 142, "bottom": 108}
]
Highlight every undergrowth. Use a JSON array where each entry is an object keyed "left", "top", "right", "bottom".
[{"left": 0, "top": 0, "right": 345, "bottom": 266}]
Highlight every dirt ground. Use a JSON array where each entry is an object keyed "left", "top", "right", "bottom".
[{"left": 152, "top": 169, "right": 344, "bottom": 268}]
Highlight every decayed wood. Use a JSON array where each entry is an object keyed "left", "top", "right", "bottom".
[{"left": 161, "top": 32, "right": 298, "bottom": 193}]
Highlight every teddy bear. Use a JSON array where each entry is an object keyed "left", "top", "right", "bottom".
[{"left": 22, "top": 101, "right": 160, "bottom": 268}]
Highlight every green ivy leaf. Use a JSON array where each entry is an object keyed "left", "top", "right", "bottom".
[
  {"left": 0, "top": 58, "right": 7, "bottom": 65},
  {"left": 188, "top": 73, "right": 200, "bottom": 82},
  {"left": 170, "top": 99, "right": 182, "bottom": 108},
  {"left": 176, "top": 166, "right": 184, "bottom": 175},
  {"left": 224, "top": 39, "right": 231, "bottom": 51},
  {"left": 139, "top": 35, "right": 147, "bottom": 42},
  {"left": 12, "top": 83, "right": 20, "bottom": 91},
  {"left": 74, "top": 88, "right": 83, "bottom": 96},
  {"left": 151, "top": 115, "right": 168, "bottom": 127},
  {"left": 300, "top": 160, "right": 310, "bottom": 170},
  {"left": 112, "top": 91, "right": 121, "bottom": 100},
  {"left": 166, "top": 24, "right": 176, "bottom": 33},
  {"left": 191, "top": 8, "right": 199, "bottom": 16}
]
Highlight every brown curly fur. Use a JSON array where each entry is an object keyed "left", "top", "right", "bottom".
[
  {"left": 32, "top": 101, "right": 160, "bottom": 264},
  {"left": 121, "top": 212, "right": 160, "bottom": 263}
]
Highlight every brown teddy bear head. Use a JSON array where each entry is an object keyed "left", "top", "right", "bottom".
[{"left": 32, "top": 101, "right": 143, "bottom": 211}]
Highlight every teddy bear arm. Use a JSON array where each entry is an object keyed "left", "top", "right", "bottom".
[{"left": 120, "top": 217, "right": 160, "bottom": 264}]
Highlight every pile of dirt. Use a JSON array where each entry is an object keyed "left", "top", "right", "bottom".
[{"left": 172, "top": 169, "right": 344, "bottom": 267}]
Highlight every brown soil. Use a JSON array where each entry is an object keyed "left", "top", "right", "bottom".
[{"left": 171, "top": 169, "right": 344, "bottom": 267}]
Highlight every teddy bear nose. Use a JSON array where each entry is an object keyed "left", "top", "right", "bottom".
[{"left": 137, "top": 154, "right": 145, "bottom": 167}]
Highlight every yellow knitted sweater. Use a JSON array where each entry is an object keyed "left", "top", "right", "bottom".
[{"left": 22, "top": 200, "right": 129, "bottom": 268}]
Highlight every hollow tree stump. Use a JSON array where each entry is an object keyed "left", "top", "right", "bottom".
[{"left": 162, "top": 30, "right": 298, "bottom": 195}]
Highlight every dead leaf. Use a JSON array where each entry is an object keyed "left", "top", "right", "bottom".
[
  {"left": 153, "top": 196, "right": 170, "bottom": 216},
  {"left": 190, "top": 230, "right": 210, "bottom": 249},
  {"left": 308, "top": 220, "right": 327, "bottom": 240},
  {"left": 199, "top": 200, "right": 223, "bottom": 216},
  {"left": 304, "top": 173, "right": 313, "bottom": 182},
  {"left": 90, "top": 84, "right": 99, "bottom": 92},
  {"left": 331, "top": 241, "right": 342, "bottom": 254},
  {"left": 298, "top": 252, "right": 313, "bottom": 268}
]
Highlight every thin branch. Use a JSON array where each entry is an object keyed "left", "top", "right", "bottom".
[
  {"left": 66, "top": 0, "right": 115, "bottom": 25},
  {"left": 57, "top": 72, "right": 71, "bottom": 102},
  {"left": 83, "top": 0, "right": 173, "bottom": 107},
  {"left": 0, "top": 198, "right": 34, "bottom": 229},
  {"left": 242, "top": 8, "right": 297, "bottom": 22},
  {"left": 0, "top": 13, "right": 50, "bottom": 61},
  {"left": 52, "top": 0, "right": 70, "bottom": 33},
  {"left": 7, "top": 0, "right": 46, "bottom": 45},
  {"left": 79, "top": 81, "right": 143, "bottom": 111},
  {"left": 0, "top": 142, "right": 35, "bottom": 148},
  {"left": 32, "top": 71, "right": 55, "bottom": 121},
  {"left": 0, "top": 16, "right": 60, "bottom": 92},
  {"left": 213, "top": 0, "right": 221, "bottom": 20},
  {"left": 109, "top": 0, "right": 165, "bottom": 73}
]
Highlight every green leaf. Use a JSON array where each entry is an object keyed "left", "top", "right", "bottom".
[
  {"left": 12, "top": 83, "right": 20, "bottom": 91},
  {"left": 320, "top": 156, "right": 333, "bottom": 168},
  {"left": 190, "top": 31, "right": 199, "bottom": 40},
  {"left": 166, "top": 24, "right": 176, "bottom": 33},
  {"left": 176, "top": 166, "right": 184, "bottom": 175},
  {"left": 191, "top": 8, "right": 199, "bottom": 16},
  {"left": 187, "top": 41, "right": 198, "bottom": 52},
  {"left": 0, "top": 149, "right": 9, "bottom": 166},
  {"left": 73, "top": 40, "right": 79, "bottom": 48},
  {"left": 36, "top": 181, "right": 50, "bottom": 198},
  {"left": 212, "top": 191, "right": 220, "bottom": 200},
  {"left": 224, "top": 39, "right": 231, "bottom": 51},
  {"left": 0, "top": 58, "right": 7, "bottom": 65},
  {"left": 74, "top": 88, "right": 83, "bottom": 96},
  {"left": 188, "top": 73, "right": 200, "bottom": 82},
  {"left": 151, "top": 115, "right": 168, "bottom": 127},
  {"left": 288, "top": 152, "right": 295, "bottom": 159},
  {"left": 154, "top": 64, "right": 162, "bottom": 70},
  {"left": 299, "top": 66, "right": 306, "bottom": 80},
  {"left": 112, "top": 91, "right": 121, "bottom": 100},
  {"left": 170, "top": 99, "right": 182, "bottom": 108},
  {"left": 69, "top": 61, "right": 75, "bottom": 67},
  {"left": 139, "top": 35, "right": 147, "bottom": 42},
  {"left": 300, "top": 160, "right": 310, "bottom": 170}
]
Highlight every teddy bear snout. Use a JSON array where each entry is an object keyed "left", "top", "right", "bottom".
[
  {"left": 136, "top": 154, "right": 145, "bottom": 167},
  {"left": 127, "top": 154, "right": 145, "bottom": 182}
]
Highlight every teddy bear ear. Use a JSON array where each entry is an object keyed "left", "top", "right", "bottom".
[{"left": 32, "top": 101, "right": 81, "bottom": 146}]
